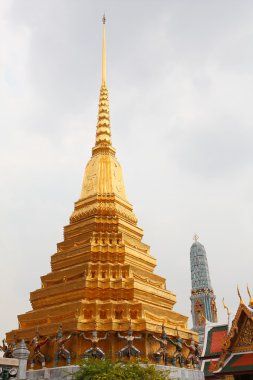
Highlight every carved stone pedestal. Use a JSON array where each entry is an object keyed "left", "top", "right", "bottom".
[{"left": 26, "top": 365, "right": 204, "bottom": 380}]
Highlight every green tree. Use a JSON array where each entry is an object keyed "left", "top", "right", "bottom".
[{"left": 73, "top": 358, "right": 170, "bottom": 380}]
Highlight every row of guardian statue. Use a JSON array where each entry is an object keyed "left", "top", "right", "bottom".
[{"left": 1, "top": 323, "right": 200, "bottom": 369}]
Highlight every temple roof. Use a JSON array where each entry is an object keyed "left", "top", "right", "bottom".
[
  {"left": 215, "top": 352, "right": 253, "bottom": 374},
  {"left": 202, "top": 359, "right": 219, "bottom": 377},
  {"left": 202, "top": 298, "right": 253, "bottom": 377},
  {"left": 201, "top": 322, "right": 228, "bottom": 359}
]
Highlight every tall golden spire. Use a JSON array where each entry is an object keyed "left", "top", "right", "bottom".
[
  {"left": 7, "top": 17, "right": 196, "bottom": 367},
  {"left": 80, "top": 15, "right": 127, "bottom": 200},
  {"left": 95, "top": 14, "right": 112, "bottom": 148}
]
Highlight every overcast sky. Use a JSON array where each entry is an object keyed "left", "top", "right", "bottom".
[{"left": 0, "top": 0, "right": 253, "bottom": 340}]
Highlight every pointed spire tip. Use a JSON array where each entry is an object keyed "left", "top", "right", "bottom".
[
  {"left": 101, "top": 13, "right": 107, "bottom": 86},
  {"left": 193, "top": 233, "right": 199, "bottom": 242}
]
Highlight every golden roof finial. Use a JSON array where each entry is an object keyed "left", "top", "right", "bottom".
[
  {"left": 247, "top": 284, "right": 252, "bottom": 300},
  {"left": 237, "top": 285, "right": 244, "bottom": 304},
  {"left": 247, "top": 284, "right": 253, "bottom": 308},
  {"left": 102, "top": 13, "right": 106, "bottom": 86},
  {"left": 193, "top": 233, "right": 199, "bottom": 242},
  {"left": 222, "top": 297, "right": 230, "bottom": 316},
  {"left": 222, "top": 298, "right": 231, "bottom": 331}
]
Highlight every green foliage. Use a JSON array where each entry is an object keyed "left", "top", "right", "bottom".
[{"left": 73, "top": 358, "right": 169, "bottom": 380}]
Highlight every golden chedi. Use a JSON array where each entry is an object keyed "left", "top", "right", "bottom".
[{"left": 6, "top": 17, "right": 197, "bottom": 367}]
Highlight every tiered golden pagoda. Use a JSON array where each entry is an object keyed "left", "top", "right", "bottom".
[{"left": 7, "top": 17, "right": 196, "bottom": 366}]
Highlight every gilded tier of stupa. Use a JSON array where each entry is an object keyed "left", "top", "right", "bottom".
[{"left": 6, "top": 17, "right": 197, "bottom": 366}]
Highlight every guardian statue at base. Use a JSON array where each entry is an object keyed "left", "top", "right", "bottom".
[
  {"left": 0, "top": 338, "right": 16, "bottom": 358},
  {"left": 183, "top": 335, "right": 200, "bottom": 368},
  {"left": 29, "top": 330, "right": 49, "bottom": 369},
  {"left": 117, "top": 322, "right": 142, "bottom": 358},
  {"left": 150, "top": 324, "right": 170, "bottom": 365},
  {"left": 54, "top": 325, "right": 73, "bottom": 366},
  {"left": 80, "top": 330, "right": 108, "bottom": 359},
  {"left": 167, "top": 332, "right": 184, "bottom": 367}
]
